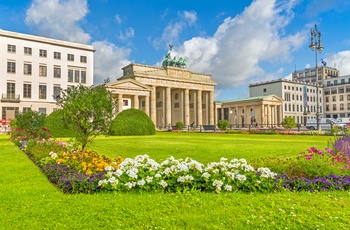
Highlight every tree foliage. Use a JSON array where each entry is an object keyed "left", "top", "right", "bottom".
[
  {"left": 218, "top": 120, "right": 230, "bottom": 130},
  {"left": 10, "top": 110, "right": 46, "bottom": 140},
  {"left": 109, "top": 108, "right": 155, "bottom": 136},
  {"left": 281, "top": 117, "right": 297, "bottom": 130},
  {"left": 45, "top": 109, "right": 77, "bottom": 138},
  {"left": 56, "top": 84, "right": 116, "bottom": 150}
]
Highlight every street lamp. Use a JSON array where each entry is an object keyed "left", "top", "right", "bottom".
[{"left": 309, "top": 24, "right": 324, "bottom": 131}]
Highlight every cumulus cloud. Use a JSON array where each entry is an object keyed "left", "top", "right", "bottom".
[
  {"left": 25, "top": 0, "right": 91, "bottom": 44},
  {"left": 153, "top": 10, "right": 197, "bottom": 49},
  {"left": 324, "top": 51, "right": 350, "bottom": 76},
  {"left": 25, "top": 0, "right": 132, "bottom": 85},
  {"left": 92, "top": 41, "right": 131, "bottom": 85},
  {"left": 119, "top": 27, "right": 135, "bottom": 41},
  {"left": 173, "top": 0, "right": 305, "bottom": 92}
]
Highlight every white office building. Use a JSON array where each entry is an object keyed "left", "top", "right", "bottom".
[
  {"left": 0, "top": 30, "right": 94, "bottom": 119},
  {"left": 249, "top": 79, "right": 323, "bottom": 125}
]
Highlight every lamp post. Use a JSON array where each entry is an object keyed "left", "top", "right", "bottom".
[{"left": 309, "top": 24, "right": 324, "bottom": 131}]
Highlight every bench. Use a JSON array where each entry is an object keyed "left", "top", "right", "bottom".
[{"left": 202, "top": 125, "right": 217, "bottom": 131}]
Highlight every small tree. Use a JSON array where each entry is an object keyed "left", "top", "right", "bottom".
[
  {"left": 9, "top": 110, "right": 47, "bottom": 140},
  {"left": 281, "top": 117, "right": 297, "bottom": 130},
  {"left": 56, "top": 84, "right": 116, "bottom": 151},
  {"left": 175, "top": 122, "right": 184, "bottom": 130},
  {"left": 218, "top": 120, "right": 230, "bottom": 130}
]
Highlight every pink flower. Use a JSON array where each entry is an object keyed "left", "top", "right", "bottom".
[{"left": 306, "top": 154, "right": 313, "bottom": 161}]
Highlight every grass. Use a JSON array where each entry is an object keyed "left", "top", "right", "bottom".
[{"left": 1, "top": 133, "right": 350, "bottom": 229}]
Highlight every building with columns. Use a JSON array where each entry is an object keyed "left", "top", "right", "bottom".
[
  {"left": 106, "top": 63, "right": 217, "bottom": 129},
  {"left": 215, "top": 95, "right": 283, "bottom": 127}
]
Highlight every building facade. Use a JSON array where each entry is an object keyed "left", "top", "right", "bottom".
[
  {"left": 0, "top": 30, "right": 94, "bottom": 119},
  {"left": 106, "top": 63, "right": 217, "bottom": 128},
  {"left": 249, "top": 79, "right": 323, "bottom": 125},
  {"left": 215, "top": 95, "right": 283, "bottom": 127}
]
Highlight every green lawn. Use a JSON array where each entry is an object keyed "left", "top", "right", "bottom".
[{"left": 1, "top": 133, "right": 350, "bottom": 229}]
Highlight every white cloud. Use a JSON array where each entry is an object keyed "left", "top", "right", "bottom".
[
  {"left": 92, "top": 41, "right": 131, "bottom": 85},
  {"left": 153, "top": 10, "right": 197, "bottom": 49},
  {"left": 115, "top": 14, "right": 122, "bottom": 24},
  {"left": 119, "top": 27, "right": 135, "bottom": 41},
  {"left": 324, "top": 51, "right": 350, "bottom": 75},
  {"left": 173, "top": 0, "right": 304, "bottom": 94},
  {"left": 25, "top": 0, "right": 91, "bottom": 44},
  {"left": 25, "top": 0, "right": 132, "bottom": 86}
]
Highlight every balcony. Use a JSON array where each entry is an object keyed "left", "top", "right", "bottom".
[{"left": 1, "top": 94, "right": 20, "bottom": 103}]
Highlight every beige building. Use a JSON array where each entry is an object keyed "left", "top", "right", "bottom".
[
  {"left": 249, "top": 79, "right": 323, "bottom": 125},
  {"left": 215, "top": 95, "right": 283, "bottom": 127},
  {"left": 0, "top": 29, "right": 94, "bottom": 119},
  {"left": 106, "top": 63, "right": 217, "bottom": 129}
]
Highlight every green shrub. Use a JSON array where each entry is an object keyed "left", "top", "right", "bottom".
[
  {"left": 175, "top": 121, "right": 184, "bottom": 130},
  {"left": 218, "top": 120, "right": 230, "bottom": 130},
  {"left": 109, "top": 108, "right": 155, "bottom": 136},
  {"left": 281, "top": 117, "right": 297, "bottom": 130},
  {"left": 9, "top": 110, "right": 47, "bottom": 141},
  {"left": 45, "top": 109, "right": 76, "bottom": 138}
]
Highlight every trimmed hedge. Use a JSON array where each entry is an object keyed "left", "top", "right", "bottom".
[
  {"left": 45, "top": 109, "right": 76, "bottom": 138},
  {"left": 109, "top": 108, "right": 156, "bottom": 136}
]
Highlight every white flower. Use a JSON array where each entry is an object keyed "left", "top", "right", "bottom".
[
  {"left": 98, "top": 179, "right": 108, "bottom": 187},
  {"left": 49, "top": 151, "right": 58, "bottom": 159},
  {"left": 257, "top": 167, "right": 277, "bottom": 179},
  {"left": 177, "top": 176, "right": 186, "bottom": 183},
  {"left": 220, "top": 157, "right": 228, "bottom": 162},
  {"left": 125, "top": 182, "right": 135, "bottom": 189},
  {"left": 146, "top": 176, "right": 153, "bottom": 183},
  {"left": 137, "top": 179, "right": 146, "bottom": 187},
  {"left": 236, "top": 174, "right": 247, "bottom": 182},
  {"left": 155, "top": 173, "right": 162, "bottom": 178},
  {"left": 202, "top": 172, "right": 210, "bottom": 179},
  {"left": 113, "top": 169, "right": 123, "bottom": 177},
  {"left": 104, "top": 166, "right": 114, "bottom": 171},
  {"left": 159, "top": 180, "right": 168, "bottom": 188},
  {"left": 213, "top": 180, "right": 223, "bottom": 188},
  {"left": 224, "top": 184, "right": 233, "bottom": 191}
]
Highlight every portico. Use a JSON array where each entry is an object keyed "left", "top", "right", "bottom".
[{"left": 106, "top": 63, "right": 217, "bottom": 129}]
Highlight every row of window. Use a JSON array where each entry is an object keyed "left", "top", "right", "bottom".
[
  {"left": 325, "top": 95, "right": 350, "bottom": 102},
  {"left": 284, "top": 103, "right": 322, "bottom": 113},
  {"left": 7, "top": 44, "right": 87, "bottom": 63},
  {"left": 324, "top": 86, "right": 350, "bottom": 95},
  {"left": 6, "top": 61, "right": 86, "bottom": 83},
  {"left": 325, "top": 104, "right": 349, "bottom": 111},
  {"left": 6, "top": 82, "right": 61, "bottom": 100},
  {"left": 326, "top": 78, "right": 350, "bottom": 86}
]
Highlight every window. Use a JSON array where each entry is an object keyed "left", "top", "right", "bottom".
[
  {"left": 7, "top": 61, "right": 16, "bottom": 73},
  {"left": 54, "top": 66, "right": 61, "bottom": 78},
  {"left": 39, "top": 65, "right": 47, "bottom": 77},
  {"left": 325, "top": 97, "right": 329, "bottom": 103},
  {"left": 284, "top": 92, "right": 290, "bottom": 101},
  {"left": 340, "top": 95, "right": 344, "bottom": 101},
  {"left": 263, "top": 88, "right": 266, "bottom": 93},
  {"left": 340, "top": 104, "right": 344, "bottom": 111},
  {"left": 7, "top": 44, "right": 16, "bottom": 53},
  {"left": 347, "top": 94, "right": 350, "bottom": 101},
  {"left": 39, "top": 49, "right": 47, "bottom": 57},
  {"left": 7, "top": 82, "right": 15, "bottom": 99},
  {"left": 333, "top": 104, "right": 337, "bottom": 111},
  {"left": 24, "top": 47, "right": 32, "bottom": 55},
  {"left": 53, "top": 85, "right": 61, "bottom": 99},
  {"left": 39, "top": 85, "right": 47, "bottom": 99},
  {"left": 23, "top": 84, "right": 31, "bottom": 98},
  {"left": 81, "top": 70, "right": 86, "bottom": 83},
  {"left": 68, "top": 69, "right": 74, "bottom": 82},
  {"left": 332, "top": 96, "right": 336, "bottom": 102},
  {"left": 80, "top": 56, "right": 87, "bottom": 63},
  {"left": 23, "top": 107, "right": 31, "bottom": 113},
  {"left": 348, "top": 103, "right": 350, "bottom": 110},
  {"left": 68, "top": 54, "right": 74, "bottom": 61},
  {"left": 24, "top": 63, "right": 32, "bottom": 75},
  {"left": 54, "top": 52, "right": 61, "bottom": 60},
  {"left": 341, "top": 79, "right": 345, "bottom": 84},
  {"left": 326, "top": 105, "right": 330, "bottom": 111},
  {"left": 74, "top": 70, "right": 80, "bottom": 83},
  {"left": 38, "top": 108, "right": 47, "bottom": 115}
]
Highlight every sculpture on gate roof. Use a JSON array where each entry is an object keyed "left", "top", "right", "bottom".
[{"left": 162, "top": 44, "right": 187, "bottom": 68}]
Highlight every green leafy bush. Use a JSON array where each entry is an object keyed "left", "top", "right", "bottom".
[
  {"left": 109, "top": 108, "right": 156, "bottom": 136},
  {"left": 281, "top": 117, "right": 297, "bottom": 130},
  {"left": 175, "top": 121, "right": 184, "bottom": 130},
  {"left": 9, "top": 110, "right": 47, "bottom": 141},
  {"left": 218, "top": 120, "right": 230, "bottom": 130},
  {"left": 45, "top": 109, "right": 77, "bottom": 138}
]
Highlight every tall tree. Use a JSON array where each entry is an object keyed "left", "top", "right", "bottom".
[{"left": 56, "top": 84, "right": 116, "bottom": 151}]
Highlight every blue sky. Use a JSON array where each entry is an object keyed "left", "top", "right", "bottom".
[{"left": 1, "top": 0, "right": 350, "bottom": 101}]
